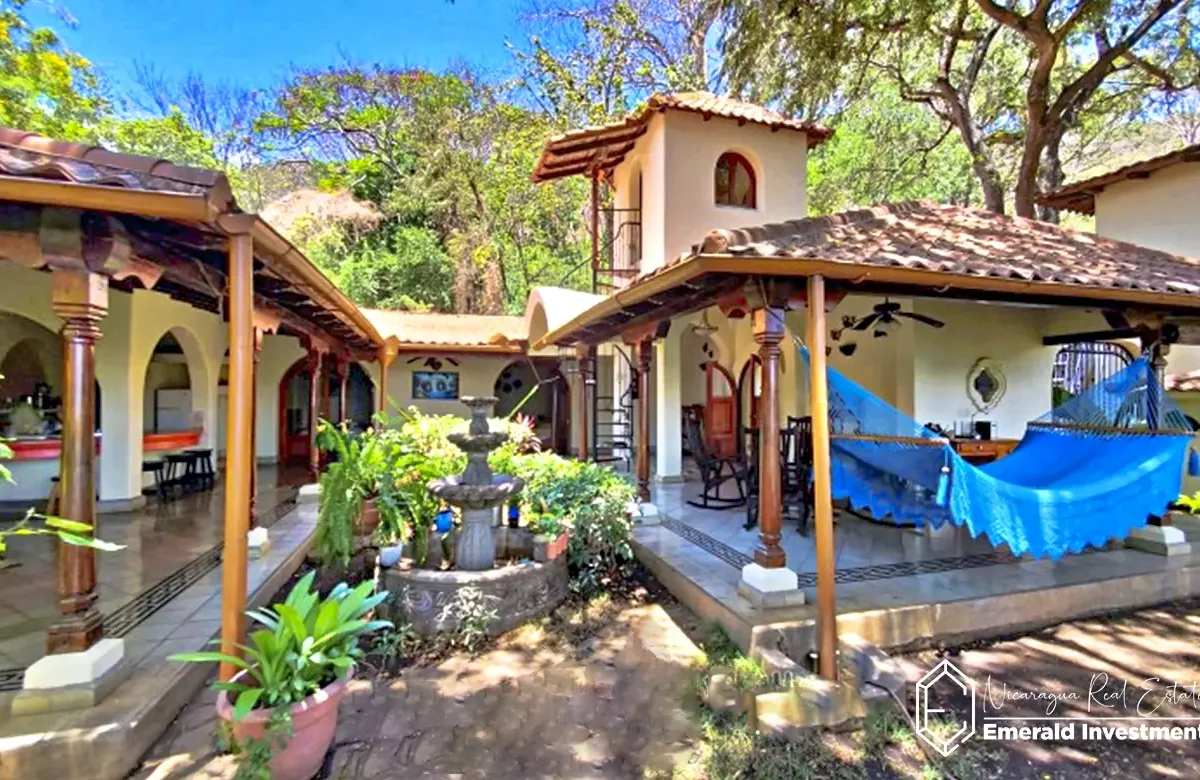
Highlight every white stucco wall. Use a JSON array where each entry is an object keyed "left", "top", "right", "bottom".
[
  {"left": 1094, "top": 163, "right": 1200, "bottom": 258},
  {"left": 1085, "top": 163, "right": 1200, "bottom": 380},
  {"left": 612, "top": 111, "right": 808, "bottom": 275},
  {"left": 383, "top": 353, "right": 519, "bottom": 418}
]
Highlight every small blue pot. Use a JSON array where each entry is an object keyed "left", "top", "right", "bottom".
[{"left": 434, "top": 509, "right": 454, "bottom": 534}]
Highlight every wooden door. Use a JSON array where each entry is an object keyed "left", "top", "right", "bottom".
[
  {"left": 278, "top": 360, "right": 312, "bottom": 465},
  {"left": 705, "top": 361, "right": 737, "bottom": 457},
  {"left": 737, "top": 355, "right": 763, "bottom": 431}
]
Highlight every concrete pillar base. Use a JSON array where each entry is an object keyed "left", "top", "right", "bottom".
[
  {"left": 1126, "top": 524, "right": 1192, "bottom": 556},
  {"left": 248, "top": 526, "right": 270, "bottom": 559},
  {"left": 653, "top": 474, "right": 686, "bottom": 485},
  {"left": 1169, "top": 512, "right": 1200, "bottom": 541},
  {"left": 13, "top": 638, "right": 129, "bottom": 716},
  {"left": 629, "top": 501, "right": 660, "bottom": 525},
  {"left": 738, "top": 563, "right": 806, "bottom": 608},
  {"left": 297, "top": 483, "right": 321, "bottom": 504}
]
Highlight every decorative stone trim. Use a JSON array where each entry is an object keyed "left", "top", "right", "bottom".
[{"left": 381, "top": 555, "right": 568, "bottom": 635}]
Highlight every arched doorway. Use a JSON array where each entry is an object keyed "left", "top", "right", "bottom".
[
  {"left": 143, "top": 333, "right": 194, "bottom": 433},
  {"left": 341, "top": 363, "right": 374, "bottom": 429},
  {"left": 493, "top": 358, "right": 569, "bottom": 452},
  {"left": 737, "top": 354, "right": 762, "bottom": 434},
  {"left": 704, "top": 361, "right": 737, "bottom": 457},
  {"left": 278, "top": 357, "right": 315, "bottom": 466},
  {"left": 0, "top": 312, "right": 101, "bottom": 504}
]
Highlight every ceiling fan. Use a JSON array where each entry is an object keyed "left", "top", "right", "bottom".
[
  {"left": 851, "top": 300, "right": 945, "bottom": 336},
  {"left": 832, "top": 300, "right": 945, "bottom": 356}
]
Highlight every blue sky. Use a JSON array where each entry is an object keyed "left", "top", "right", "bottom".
[{"left": 29, "top": 0, "right": 526, "bottom": 96}]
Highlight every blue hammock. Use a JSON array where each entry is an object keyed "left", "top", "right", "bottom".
[{"left": 801, "top": 347, "right": 1195, "bottom": 559}]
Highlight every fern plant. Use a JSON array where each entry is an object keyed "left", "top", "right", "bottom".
[{"left": 315, "top": 420, "right": 402, "bottom": 567}]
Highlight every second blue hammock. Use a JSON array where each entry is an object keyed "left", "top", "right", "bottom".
[{"left": 797, "top": 346, "right": 1193, "bottom": 559}]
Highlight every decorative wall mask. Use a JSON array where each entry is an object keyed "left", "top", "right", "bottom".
[{"left": 967, "top": 358, "right": 1006, "bottom": 413}]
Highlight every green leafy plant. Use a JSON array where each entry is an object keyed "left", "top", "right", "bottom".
[
  {"left": 169, "top": 571, "right": 392, "bottom": 720},
  {"left": 436, "top": 585, "right": 498, "bottom": 653},
  {"left": 0, "top": 509, "right": 125, "bottom": 555}
]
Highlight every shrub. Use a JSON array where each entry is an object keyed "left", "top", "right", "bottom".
[{"left": 507, "top": 452, "right": 636, "bottom": 593}]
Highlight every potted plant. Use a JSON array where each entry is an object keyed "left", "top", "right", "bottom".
[
  {"left": 315, "top": 420, "right": 401, "bottom": 566},
  {"left": 170, "top": 571, "right": 392, "bottom": 780},
  {"left": 529, "top": 512, "right": 569, "bottom": 563}
]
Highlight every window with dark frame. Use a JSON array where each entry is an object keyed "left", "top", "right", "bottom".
[{"left": 714, "top": 152, "right": 757, "bottom": 208}]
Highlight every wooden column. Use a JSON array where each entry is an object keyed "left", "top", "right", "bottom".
[
  {"left": 249, "top": 329, "right": 262, "bottom": 526},
  {"left": 807, "top": 274, "right": 838, "bottom": 681},
  {"left": 308, "top": 350, "right": 323, "bottom": 479},
  {"left": 339, "top": 357, "right": 350, "bottom": 423},
  {"left": 635, "top": 338, "right": 652, "bottom": 502},
  {"left": 46, "top": 269, "right": 106, "bottom": 654},
  {"left": 575, "top": 344, "right": 590, "bottom": 461},
  {"left": 590, "top": 173, "right": 600, "bottom": 294},
  {"left": 752, "top": 307, "right": 786, "bottom": 569},
  {"left": 378, "top": 345, "right": 396, "bottom": 417},
  {"left": 219, "top": 231, "right": 254, "bottom": 682}
]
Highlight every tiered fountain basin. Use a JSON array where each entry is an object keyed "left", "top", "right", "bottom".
[
  {"left": 381, "top": 534, "right": 568, "bottom": 635},
  {"left": 379, "top": 396, "right": 568, "bottom": 635}
]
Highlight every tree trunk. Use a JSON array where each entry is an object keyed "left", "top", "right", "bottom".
[
  {"left": 935, "top": 79, "right": 1006, "bottom": 213},
  {"left": 1035, "top": 130, "right": 1066, "bottom": 224}
]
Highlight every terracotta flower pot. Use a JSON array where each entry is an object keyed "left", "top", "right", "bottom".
[
  {"left": 533, "top": 531, "right": 569, "bottom": 562},
  {"left": 355, "top": 497, "right": 381, "bottom": 537},
  {"left": 216, "top": 667, "right": 353, "bottom": 780}
]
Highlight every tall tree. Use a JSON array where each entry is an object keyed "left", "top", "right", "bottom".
[
  {"left": 257, "top": 66, "right": 588, "bottom": 313},
  {"left": 511, "top": 0, "right": 722, "bottom": 124},
  {"left": 720, "top": 0, "right": 1200, "bottom": 218},
  {"left": 0, "top": 0, "right": 106, "bottom": 139}
]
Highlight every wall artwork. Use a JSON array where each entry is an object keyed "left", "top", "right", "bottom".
[
  {"left": 413, "top": 371, "right": 459, "bottom": 400},
  {"left": 967, "top": 358, "right": 1006, "bottom": 413}
]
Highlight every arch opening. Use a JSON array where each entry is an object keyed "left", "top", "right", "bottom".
[{"left": 714, "top": 151, "right": 757, "bottom": 209}]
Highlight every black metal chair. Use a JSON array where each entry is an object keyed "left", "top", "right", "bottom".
[
  {"left": 685, "top": 415, "right": 748, "bottom": 509},
  {"left": 187, "top": 448, "right": 215, "bottom": 490},
  {"left": 744, "top": 419, "right": 814, "bottom": 533},
  {"left": 142, "top": 459, "right": 168, "bottom": 503}
]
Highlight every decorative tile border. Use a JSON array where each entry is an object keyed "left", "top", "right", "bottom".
[
  {"left": 660, "top": 517, "right": 753, "bottom": 568},
  {"left": 660, "top": 516, "right": 1023, "bottom": 587},
  {"left": 0, "top": 489, "right": 299, "bottom": 691}
]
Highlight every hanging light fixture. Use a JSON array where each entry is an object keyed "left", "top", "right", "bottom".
[{"left": 691, "top": 309, "right": 718, "bottom": 336}]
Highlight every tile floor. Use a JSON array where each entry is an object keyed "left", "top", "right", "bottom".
[
  {"left": 636, "top": 474, "right": 1200, "bottom": 627},
  {"left": 0, "top": 466, "right": 307, "bottom": 673},
  {"left": 650, "top": 479, "right": 1000, "bottom": 575}
]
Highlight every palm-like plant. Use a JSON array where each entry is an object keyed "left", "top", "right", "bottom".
[{"left": 170, "top": 571, "right": 392, "bottom": 720}]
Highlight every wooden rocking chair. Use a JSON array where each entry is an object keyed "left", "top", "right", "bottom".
[{"left": 685, "top": 415, "right": 748, "bottom": 509}]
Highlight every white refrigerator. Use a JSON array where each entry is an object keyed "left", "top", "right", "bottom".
[{"left": 154, "top": 388, "right": 193, "bottom": 432}]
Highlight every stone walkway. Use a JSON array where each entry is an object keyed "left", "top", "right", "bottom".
[{"left": 132, "top": 604, "right": 703, "bottom": 779}]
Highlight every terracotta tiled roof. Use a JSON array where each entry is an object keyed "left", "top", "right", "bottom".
[
  {"left": 691, "top": 201, "right": 1200, "bottom": 297},
  {"left": 532, "top": 92, "right": 831, "bottom": 182},
  {"left": 1166, "top": 370, "right": 1200, "bottom": 393},
  {"left": 1039, "top": 144, "right": 1200, "bottom": 215},
  {"left": 0, "top": 128, "right": 234, "bottom": 204},
  {"left": 362, "top": 310, "right": 526, "bottom": 350}
]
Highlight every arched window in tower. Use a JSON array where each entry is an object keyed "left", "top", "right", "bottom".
[{"left": 714, "top": 152, "right": 757, "bottom": 208}]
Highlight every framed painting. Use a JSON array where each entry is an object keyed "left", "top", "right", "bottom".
[{"left": 412, "top": 371, "right": 459, "bottom": 400}]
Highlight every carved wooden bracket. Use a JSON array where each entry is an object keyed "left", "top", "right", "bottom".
[
  {"left": 620, "top": 319, "right": 670, "bottom": 345},
  {"left": 113, "top": 256, "right": 163, "bottom": 289},
  {"left": 42, "top": 209, "right": 131, "bottom": 276}
]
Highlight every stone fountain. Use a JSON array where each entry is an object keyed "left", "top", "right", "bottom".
[{"left": 427, "top": 396, "right": 524, "bottom": 571}]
